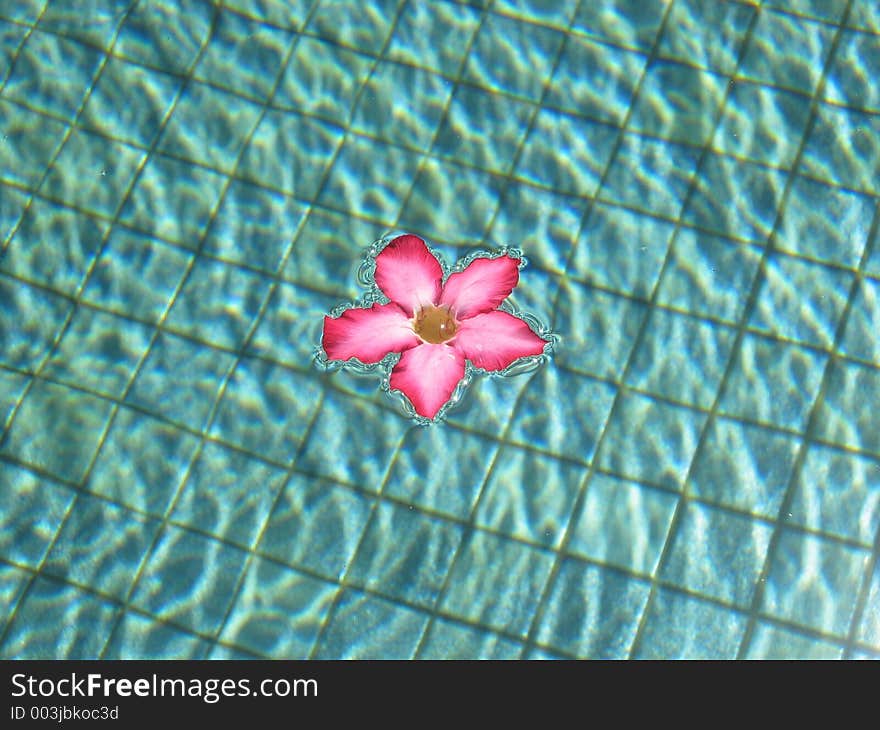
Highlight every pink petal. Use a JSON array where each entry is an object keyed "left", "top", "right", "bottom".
[
  {"left": 322, "top": 302, "right": 419, "bottom": 364},
  {"left": 439, "top": 255, "right": 520, "bottom": 320},
  {"left": 453, "top": 310, "right": 548, "bottom": 371},
  {"left": 390, "top": 343, "right": 465, "bottom": 419},
  {"left": 374, "top": 234, "right": 443, "bottom": 316}
]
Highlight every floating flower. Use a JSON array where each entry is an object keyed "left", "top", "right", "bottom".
[{"left": 319, "top": 234, "right": 554, "bottom": 422}]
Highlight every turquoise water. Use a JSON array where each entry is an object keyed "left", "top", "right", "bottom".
[{"left": 1, "top": 0, "right": 879, "bottom": 659}]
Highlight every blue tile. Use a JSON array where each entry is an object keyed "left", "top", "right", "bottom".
[
  {"left": 495, "top": 0, "right": 578, "bottom": 27},
  {"left": 547, "top": 35, "right": 646, "bottom": 124},
  {"left": 507, "top": 367, "right": 616, "bottom": 466},
  {"left": 157, "top": 81, "right": 263, "bottom": 174},
  {"left": 260, "top": 473, "right": 372, "bottom": 581},
  {"left": 0, "top": 276, "right": 72, "bottom": 370},
  {"left": 43, "top": 307, "right": 153, "bottom": 399},
  {"left": 4, "top": 31, "right": 102, "bottom": 119},
  {"left": 475, "top": 444, "right": 587, "bottom": 547},
  {"left": 313, "top": 588, "right": 428, "bottom": 659},
  {"left": 276, "top": 37, "right": 372, "bottom": 125},
  {"left": 814, "top": 360, "right": 880, "bottom": 456},
  {"left": 130, "top": 525, "right": 249, "bottom": 636},
  {"left": 841, "top": 276, "right": 880, "bottom": 364},
  {"left": 88, "top": 407, "right": 201, "bottom": 517},
  {"left": 126, "top": 332, "right": 235, "bottom": 431},
  {"left": 627, "top": 309, "right": 735, "bottom": 408},
  {"left": 1, "top": 577, "right": 118, "bottom": 659},
  {"left": 0, "top": 99, "right": 68, "bottom": 188},
  {"left": 2, "top": 196, "right": 109, "bottom": 296},
  {"left": 0, "top": 183, "right": 28, "bottom": 246},
  {"left": 80, "top": 57, "right": 181, "bottom": 147},
  {"left": 0, "top": 19, "right": 25, "bottom": 77},
  {"left": 119, "top": 153, "right": 228, "bottom": 247},
  {"left": 787, "top": 444, "right": 880, "bottom": 544},
  {"left": 761, "top": 529, "right": 868, "bottom": 636},
  {"left": 440, "top": 531, "right": 554, "bottom": 637},
  {"left": 849, "top": 4, "right": 880, "bottom": 33},
  {"left": 683, "top": 153, "right": 788, "bottom": 243},
  {"left": 220, "top": 0, "right": 314, "bottom": 28},
  {"left": 596, "top": 392, "right": 707, "bottom": 490},
  {"left": 219, "top": 558, "right": 336, "bottom": 658},
  {"left": 444, "top": 365, "right": 534, "bottom": 437},
  {"left": 553, "top": 279, "right": 646, "bottom": 379},
  {"left": 0, "top": 563, "right": 30, "bottom": 629},
  {"left": 0, "top": 0, "right": 45, "bottom": 23},
  {"left": 536, "top": 559, "right": 650, "bottom": 658},
  {"left": 0, "top": 367, "right": 27, "bottom": 430},
  {"left": 170, "top": 441, "right": 288, "bottom": 549},
  {"left": 305, "top": 0, "right": 401, "bottom": 55},
  {"left": 749, "top": 253, "right": 852, "bottom": 348},
  {"left": 193, "top": 8, "right": 294, "bottom": 99},
  {"left": 352, "top": 60, "right": 453, "bottom": 150},
  {"left": 739, "top": 9, "right": 835, "bottom": 95},
  {"left": 569, "top": 473, "right": 677, "bottom": 575},
  {"left": 464, "top": 13, "right": 564, "bottom": 102},
  {"left": 661, "top": 502, "right": 773, "bottom": 607},
  {"left": 103, "top": 610, "right": 210, "bottom": 659},
  {"left": 719, "top": 335, "right": 827, "bottom": 432},
  {"left": 1, "top": 380, "right": 115, "bottom": 483},
  {"left": 0, "top": 463, "right": 74, "bottom": 569},
  {"left": 39, "top": 0, "right": 127, "bottom": 48},
  {"left": 601, "top": 133, "right": 701, "bottom": 219},
  {"left": 655, "top": 229, "right": 762, "bottom": 323},
  {"left": 658, "top": 0, "right": 755, "bottom": 74},
  {"left": 387, "top": 2, "right": 481, "bottom": 75},
  {"left": 745, "top": 621, "right": 843, "bottom": 659},
  {"left": 347, "top": 501, "right": 464, "bottom": 608},
  {"left": 632, "top": 588, "right": 748, "bottom": 659},
  {"left": 764, "top": 0, "right": 848, "bottom": 23},
  {"left": 384, "top": 426, "right": 497, "bottom": 521},
  {"left": 43, "top": 494, "right": 160, "bottom": 600},
  {"left": 628, "top": 60, "right": 727, "bottom": 145},
  {"left": 115, "top": 0, "right": 214, "bottom": 74},
  {"left": 825, "top": 30, "right": 880, "bottom": 114},
  {"left": 688, "top": 418, "right": 800, "bottom": 519},
  {"left": 164, "top": 255, "right": 272, "bottom": 350},
  {"left": 713, "top": 81, "right": 812, "bottom": 168},
  {"left": 570, "top": 203, "right": 676, "bottom": 297},
  {"left": 417, "top": 618, "right": 522, "bottom": 659},
  {"left": 434, "top": 84, "right": 536, "bottom": 175},
  {"left": 210, "top": 356, "right": 323, "bottom": 465},
  {"left": 801, "top": 103, "right": 880, "bottom": 196},
  {"left": 858, "top": 564, "right": 880, "bottom": 647},
  {"left": 776, "top": 175, "right": 874, "bottom": 268},
  {"left": 515, "top": 110, "right": 618, "bottom": 197},
  {"left": 572, "top": 0, "right": 668, "bottom": 52}
]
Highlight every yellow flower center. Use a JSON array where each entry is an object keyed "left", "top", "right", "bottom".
[{"left": 413, "top": 305, "right": 458, "bottom": 344}]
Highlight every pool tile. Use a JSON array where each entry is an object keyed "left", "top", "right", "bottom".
[
  {"left": 719, "top": 335, "right": 827, "bottom": 432},
  {"left": 305, "top": 0, "right": 401, "bottom": 55},
  {"left": 260, "top": 473, "right": 372, "bottom": 581},
  {"left": 219, "top": 558, "right": 336, "bottom": 658},
  {"left": 787, "top": 443, "right": 880, "bottom": 544},
  {"left": 745, "top": 621, "right": 843, "bottom": 659},
  {"left": 417, "top": 618, "right": 522, "bottom": 659},
  {"left": 387, "top": 2, "right": 481, "bottom": 75},
  {"left": 1, "top": 379, "right": 114, "bottom": 483},
  {"left": 764, "top": 0, "right": 848, "bottom": 23},
  {"left": 43, "top": 494, "right": 160, "bottom": 600},
  {"left": 536, "top": 559, "right": 650, "bottom": 659},
  {"left": 0, "top": 463, "right": 74, "bottom": 569},
  {"left": 688, "top": 418, "right": 800, "bottom": 518},
  {"left": 170, "top": 441, "right": 288, "bottom": 549},
  {"left": 858, "top": 565, "right": 880, "bottom": 647},
  {"left": 814, "top": 359, "right": 880, "bottom": 456},
  {"left": 88, "top": 407, "right": 201, "bottom": 517},
  {"left": 0, "top": 577, "right": 118, "bottom": 659},
  {"left": 0, "top": 563, "right": 30, "bottom": 629},
  {"left": 126, "top": 331, "right": 235, "bottom": 432},
  {"left": 0, "top": 183, "right": 28, "bottom": 246},
  {"left": 0, "top": 99, "right": 68, "bottom": 188},
  {"left": 443, "top": 365, "right": 534, "bottom": 437},
  {"left": 347, "top": 501, "right": 464, "bottom": 608},
  {"left": 39, "top": 0, "right": 126, "bottom": 49},
  {"left": 131, "top": 525, "right": 249, "bottom": 636},
  {"left": 0, "top": 0, "right": 44, "bottom": 23},
  {"left": 596, "top": 392, "right": 707, "bottom": 490},
  {"left": 103, "top": 610, "right": 210, "bottom": 659},
  {"left": 440, "top": 531, "right": 554, "bottom": 637},
  {"left": 661, "top": 502, "right": 773, "bottom": 606},
  {"left": 220, "top": 0, "right": 315, "bottom": 29},
  {"left": 0, "top": 367, "right": 27, "bottom": 430},
  {"left": 0, "top": 276, "right": 72, "bottom": 370},
  {"left": 632, "top": 588, "right": 748, "bottom": 659},
  {"left": 760, "top": 529, "right": 868, "bottom": 636},
  {"left": 569, "top": 473, "right": 677, "bottom": 575},
  {"left": 849, "top": 3, "right": 880, "bottom": 32},
  {"left": 841, "top": 277, "right": 880, "bottom": 364},
  {"left": 313, "top": 588, "right": 428, "bottom": 659},
  {"left": 572, "top": 0, "right": 668, "bottom": 52},
  {"left": 825, "top": 30, "right": 880, "bottom": 114}
]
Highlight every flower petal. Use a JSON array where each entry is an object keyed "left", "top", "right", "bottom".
[
  {"left": 439, "top": 255, "right": 520, "bottom": 319},
  {"left": 374, "top": 234, "right": 443, "bottom": 316},
  {"left": 453, "top": 310, "right": 548, "bottom": 371},
  {"left": 322, "top": 302, "right": 419, "bottom": 364},
  {"left": 390, "top": 343, "right": 465, "bottom": 419}
]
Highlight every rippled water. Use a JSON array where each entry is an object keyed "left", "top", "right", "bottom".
[{"left": 0, "top": 0, "right": 879, "bottom": 659}]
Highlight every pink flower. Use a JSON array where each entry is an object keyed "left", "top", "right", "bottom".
[{"left": 321, "top": 234, "right": 551, "bottom": 421}]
